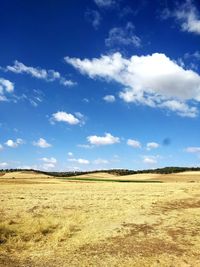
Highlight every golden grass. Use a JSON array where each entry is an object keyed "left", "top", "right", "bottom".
[
  {"left": 0, "top": 173, "right": 200, "bottom": 266},
  {"left": 68, "top": 171, "right": 200, "bottom": 183},
  {"left": 1, "top": 171, "right": 51, "bottom": 179}
]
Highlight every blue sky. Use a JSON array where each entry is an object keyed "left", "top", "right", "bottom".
[{"left": 1, "top": 0, "right": 200, "bottom": 171}]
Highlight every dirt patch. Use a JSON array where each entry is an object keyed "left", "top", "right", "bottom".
[
  {"left": 78, "top": 223, "right": 185, "bottom": 258},
  {"left": 167, "top": 226, "right": 200, "bottom": 242},
  {"left": 79, "top": 236, "right": 185, "bottom": 258},
  {"left": 154, "top": 198, "right": 200, "bottom": 213},
  {"left": 121, "top": 223, "right": 156, "bottom": 236}
]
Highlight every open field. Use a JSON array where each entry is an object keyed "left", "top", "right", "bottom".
[
  {"left": 1, "top": 171, "right": 200, "bottom": 266},
  {"left": 66, "top": 171, "right": 200, "bottom": 183},
  {"left": 0, "top": 171, "right": 51, "bottom": 179}
]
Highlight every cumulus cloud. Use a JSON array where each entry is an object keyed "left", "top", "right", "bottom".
[
  {"left": 127, "top": 139, "right": 141, "bottom": 148},
  {"left": 68, "top": 158, "right": 90, "bottom": 164},
  {"left": 87, "top": 133, "right": 120, "bottom": 146},
  {"left": 85, "top": 9, "right": 101, "bottom": 29},
  {"left": 65, "top": 52, "right": 200, "bottom": 117},
  {"left": 174, "top": 0, "right": 200, "bottom": 35},
  {"left": 105, "top": 22, "right": 141, "bottom": 48},
  {"left": 50, "top": 111, "right": 81, "bottom": 125},
  {"left": 6, "top": 60, "right": 75, "bottom": 87},
  {"left": 143, "top": 156, "right": 157, "bottom": 164},
  {"left": 5, "top": 138, "right": 24, "bottom": 148},
  {"left": 146, "top": 142, "right": 159, "bottom": 150},
  {"left": 0, "top": 78, "right": 14, "bottom": 101},
  {"left": 185, "top": 146, "right": 200, "bottom": 153},
  {"left": 33, "top": 138, "right": 52, "bottom": 148},
  {"left": 103, "top": 95, "right": 115, "bottom": 102}
]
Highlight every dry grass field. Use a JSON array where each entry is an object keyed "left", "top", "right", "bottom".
[{"left": 1, "top": 171, "right": 200, "bottom": 266}]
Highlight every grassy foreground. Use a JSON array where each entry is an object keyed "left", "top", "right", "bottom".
[{"left": 0, "top": 173, "right": 200, "bottom": 266}]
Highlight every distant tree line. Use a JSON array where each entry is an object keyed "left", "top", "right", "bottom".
[{"left": 1, "top": 167, "right": 200, "bottom": 177}]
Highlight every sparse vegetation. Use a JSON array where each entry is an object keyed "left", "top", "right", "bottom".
[{"left": 0, "top": 171, "right": 200, "bottom": 266}]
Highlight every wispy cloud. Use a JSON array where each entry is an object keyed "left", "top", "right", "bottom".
[
  {"left": 93, "top": 158, "right": 109, "bottom": 164},
  {"left": 68, "top": 158, "right": 90, "bottom": 164},
  {"left": 40, "top": 157, "right": 57, "bottom": 170},
  {"left": 94, "top": 0, "right": 117, "bottom": 8},
  {"left": 103, "top": 95, "right": 115, "bottom": 102},
  {"left": 6, "top": 60, "right": 76, "bottom": 87},
  {"left": 175, "top": 0, "right": 200, "bottom": 35},
  {"left": 146, "top": 142, "right": 159, "bottom": 150},
  {"left": 68, "top": 152, "right": 73, "bottom": 157},
  {"left": 185, "top": 146, "right": 200, "bottom": 153},
  {"left": 0, "top": 162, "right": 9, "bottom": 168},
  {"left": 105, "top": 22, "right": 141, "bottom": 48},
  {"left": 163, "top": 0, "right": 200, "bottom": 35},
  {"left": 85, "top": 9, "right": 101, "bottom": 29},
  {"left": 143, "top": 155, "right": 158, "bottom": 164}
]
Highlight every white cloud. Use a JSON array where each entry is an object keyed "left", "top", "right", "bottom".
[
  {"left": 146, "top": 142, "right": 159, "bottom": 150},
  {"left": 0, "top": 162, "right": 8, "bottom": 168},
  {"left": 5, "top": 138, "right": 24, "bottom": 148},
  {"left": 85, "top": 9, "right": 101, "bottom": 29},
  {"left": 60, "top": 78, "right": 76, "bottom": 87},
  {"left": 87, "top": 133, "right": 120, "bottom": 146},
  {"left": 33, "top": 138, "right": 52, "bottom": 148},
  {"left": 83, "top": 98, "right": 89, "bottom": 103},
  {"left": 40, "top": 157, "right": 57, "bottom": 164},
  {"left": 143, "top": 156, "right": 157, "bottom": 164},
  {"left": 184, "top": 51, "right": 200, "bottom": 60},
  {"left": 65, "top": 52, "right": 200, "bottom": 117},
  {"left": 40, "top": 157, "right": 57, "bottom": 169},
  {"left": 105, "top": 22, "right": 141, "bottom": 48},
  {"left": 94, "top": 0, "right": 116, "bottom": 8},
  {"left": 6, "top": 60, "right": 75, "bottom": 87},
  {"left": 185, "top": 146, "right": 200, "bottom": 153},
  {"left": 17, "top": 165, "right": 35, "bottom": 170},
  {"left": 103, "top": 95, "right": 115, "bottom": 102},
  {"left": 127, "top": 139, "right": 141, "bottom": 148},
  {"left": 174, "top": 0, "right": 200, "bottom": 35},
  {"left": 159, "top": 100, "right": 197, "bottom": 117},
  {"left": 0, "top": 78, "right": 14, "bottom": 93},
  {"left": 0, "top": 78, "right": 14, "bottom": 101},
  {"left": 68, "top": 158, "right": 90, "bottom": 164},
  {"left": 93, "top": 158, "right": 109, "bottom": 164},
  {"left": 68, "top": 152, "right": 73, "bottom": 157},
  {"left": 42, "top": 163, "right": 56, "bottom": 170},
  {"left": 77, "top": 144, "right": 93, "bottom": 149},
  {"left": 75, "top": 112, "right": 86, "bottom": 125},
  {"left": 51, "top": 111, "right": 81, "bottom": 125}
]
